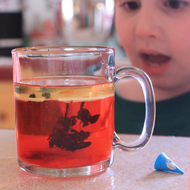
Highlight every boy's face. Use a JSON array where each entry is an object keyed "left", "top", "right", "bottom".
[{"left": 115, "top": 0, "right": 190, "bottom": 92}]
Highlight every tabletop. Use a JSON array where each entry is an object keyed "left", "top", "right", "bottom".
[{"left": 0, "top": 129, "right": 190, "bottom": 190}]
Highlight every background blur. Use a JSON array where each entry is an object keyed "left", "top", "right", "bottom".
[{"left": 0, "top": 0, "right": 128, "bottom": 69}]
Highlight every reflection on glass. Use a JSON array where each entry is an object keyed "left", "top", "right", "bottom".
[{"left": 61, "top": 0, "right": 73, "bottom": 23}]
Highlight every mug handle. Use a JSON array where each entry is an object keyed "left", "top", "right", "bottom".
[{"left": 113, "top": 66, "right": 156, "bottom": 151}]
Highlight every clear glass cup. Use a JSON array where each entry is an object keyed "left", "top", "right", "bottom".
[{"left": 12, "top": 46, "right": 155, "bottom": 177}]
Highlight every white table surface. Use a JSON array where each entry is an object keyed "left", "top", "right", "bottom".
[{"left": 0, "top": 129, "right": 190, "bottom": 190}]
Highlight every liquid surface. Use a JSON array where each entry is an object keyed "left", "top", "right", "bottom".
[{"left": 15, "top": 76, "right": 114, "bottom": 102}]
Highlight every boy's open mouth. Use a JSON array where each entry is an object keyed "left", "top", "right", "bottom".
[{"left": 141, "top": 53, "right": 171, "bottom": 67}]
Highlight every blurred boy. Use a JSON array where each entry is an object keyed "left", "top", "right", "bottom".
[{"left": 114, "top": 0, "right": 190, "bottom": 136}]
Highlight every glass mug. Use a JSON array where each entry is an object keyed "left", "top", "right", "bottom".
[{"left": 12, "top": 46, "right": 155, "bottom": 177}]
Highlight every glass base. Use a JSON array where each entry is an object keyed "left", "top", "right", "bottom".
[{"left": 18, "top": 156, "right": 113, "bottom": 177}]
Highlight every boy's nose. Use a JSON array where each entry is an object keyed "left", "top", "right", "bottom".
[{"left": 135, "top": 9, "right": 161, "bottom": 40}]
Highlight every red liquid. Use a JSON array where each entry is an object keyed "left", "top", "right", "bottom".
[{"left": 15, "top": 97, "right": 115, "bottom": 168}]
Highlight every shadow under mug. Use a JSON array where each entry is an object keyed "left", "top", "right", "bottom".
[{"left": 12, "top": 46, "right": 155, "bottom": 177}]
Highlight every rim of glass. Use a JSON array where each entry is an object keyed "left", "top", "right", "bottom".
[{"left": 11, "top": 46, "right": 115, "bottom": 56}]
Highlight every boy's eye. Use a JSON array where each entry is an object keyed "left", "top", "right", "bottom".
[
  {"left": 165, "top": 0, "right": 187, "bottom": 9},
  {"left": 120, "top": 1, "right": 141, "bottom": 10}
]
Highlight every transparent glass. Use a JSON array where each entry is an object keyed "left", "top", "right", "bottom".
[{"left": 12, "top": 46, "right": 155, "bottom": 177}]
